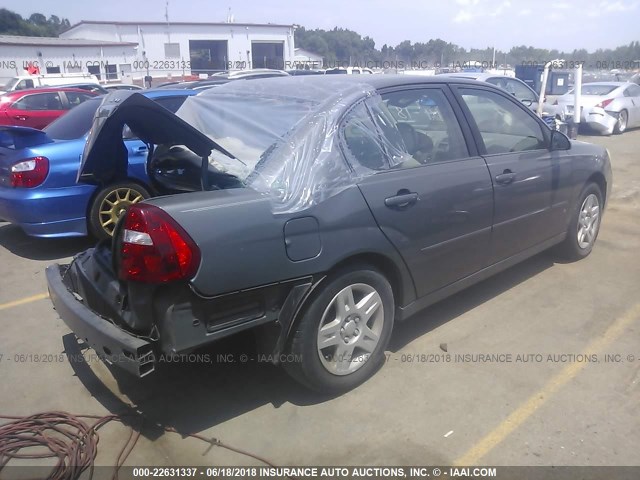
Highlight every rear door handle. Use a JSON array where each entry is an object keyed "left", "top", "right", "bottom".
[
  {"left": 135, "top": 146, "right": 148, "bottom": 153},
  {"left": 495, "top": 170, "right": 516, "bottom": 185},
  {"left": 385, "top": 192, "right": 419, "bottom": 209}
]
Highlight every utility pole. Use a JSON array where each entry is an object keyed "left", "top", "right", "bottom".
[{"left": 165, "top": 1, "right": 171, "bottom": 43}]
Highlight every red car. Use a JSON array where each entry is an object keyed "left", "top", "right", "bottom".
[{"left": 0, "top": 87, "right": 98, "bottom": 130}]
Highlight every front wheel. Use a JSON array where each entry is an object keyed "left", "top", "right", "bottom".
[
  {"left": 284, "top": 265, "right": 394, "bottom": 393},
  {"left": 89, "top": 182, "right": 150, "bottom": 240},
  {"left": 556, "top": 183, "right": 603, "bottom": 261}
]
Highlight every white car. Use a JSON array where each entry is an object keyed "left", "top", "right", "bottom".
[
  {"left": 0, "top": 73, "right": 100, "bottom": 95},
  {"left": 554, "top": 82, "right": 640, "bottom": 135}
]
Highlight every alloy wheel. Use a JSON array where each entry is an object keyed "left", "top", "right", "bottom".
[
  {"left": 577, "top": 193, "right": 600, "bottom": 249},
  {"left": 618, "top": 111, "right": 627, "bottom": 133},
  {"left": 98, "top": 187, "right": 145, "bottom": 236},
  {"left": 316, "top": 283, "right": 384, "bottom": 375}
]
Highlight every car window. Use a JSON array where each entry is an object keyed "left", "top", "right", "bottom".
[
  {"left": 12, "top": 93, "right": 63, "bottom": 111},
  {"left": 153, "top": 95, "right": 189, "bottom": 113},
  {"left": 486, "top": 78, "right": 536, "bottom": 102},
  {"left": 65, "top": 91, "right": 95, "bottom": 108},
  {"left": 460, "top": 88, "right": 546, "bottom": 154},
  {"left": 43, "top": 98, "right": 101, "bottom": 140},
  {"left": 624, "top": 84, "right": 640, "bottom": 97},
  {"left": 16, "top": 79, "right": 34, "bottom": 90},
  {"left": 341, "top": 102, "right": 389, "bottom": 173},
  {"left": 581, "top": 84, "right": 618, "bottom": 95},
  {"left": 377, "top": 88, "right": 469, "bottom": 167},
  {"left": 505, "top": 79, "right": 536, "bottom": 102},
  {"left": 341, "top": 89, "right": 469, "bottom": 172}
]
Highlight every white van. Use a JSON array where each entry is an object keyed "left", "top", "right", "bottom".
[{"left": 0, "top": 73, "right": 100, "bottom": 94}]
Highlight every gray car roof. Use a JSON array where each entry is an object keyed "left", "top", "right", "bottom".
[{"left": 196, "top": 74, "right": 491, "bottom": 104}]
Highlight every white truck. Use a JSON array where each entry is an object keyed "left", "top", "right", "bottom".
[{"left": 0, "top": 73, "right": 100, "bottom": 94}]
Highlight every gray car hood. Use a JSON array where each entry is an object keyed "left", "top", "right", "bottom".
[{"left": 78, "top": 91, "right": 234, "bottom": 184}]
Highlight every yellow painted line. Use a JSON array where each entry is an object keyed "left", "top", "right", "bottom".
[
  {"left": 455, "top": 302, "right": 640, "bottom": 466},
  {"left": 0, "top": 293, "right": 49, "bottom": 311}
]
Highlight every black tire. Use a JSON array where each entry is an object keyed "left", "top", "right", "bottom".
[
  {"left": 613, "top": 109, "right": 628, "bottom": 135},
  {"left": 556, "top": 183, "right": 603, "bottom": 261},
  {"left": 88, "top": 182, "right": 150, "bottom": 240},
  {"left": 284, "top": 265, "right": 394, "bottom": 393}
]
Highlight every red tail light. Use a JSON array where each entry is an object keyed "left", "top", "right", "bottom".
[
  {"left": 120, "top": 204, "right": 201, "bottom": 283},
  {"left": 10, "top": 156, "right": 49, "bottom": 188},
  {"left": 596, "top": 98, "right": 613, "bottom": 109}
]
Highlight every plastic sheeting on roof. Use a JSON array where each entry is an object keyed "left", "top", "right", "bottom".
[{"left": 175, "top": 77, "right": 378, "bottom": 213}]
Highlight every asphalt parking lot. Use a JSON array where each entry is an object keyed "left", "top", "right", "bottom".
[{"left": 1, "top": 129, "right": 639, "bottom": 469}]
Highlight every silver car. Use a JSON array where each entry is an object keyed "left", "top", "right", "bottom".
[
  {"left": 555, "top": 82, "right": 640, "bottom": 135},
  {"left": 445, "top": 72, "right": 559, "bottom": 117}
]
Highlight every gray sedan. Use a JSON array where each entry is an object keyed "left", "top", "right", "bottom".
[
  {"left": 555, "top": 81, "right": 640, "bottom": 134},
  {"left": 46, "top": 76, "right": 611, "bottom": 392}
]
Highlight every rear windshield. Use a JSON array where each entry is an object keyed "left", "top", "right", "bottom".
[
  {"left": 581, "top": 84, "right": 618, "bottom": 96},
  {"left": 176, "top": 93, "right": 320, "bottom": 180},
  {"left": 44, "top": 98, "right": 101, "bottom": 140}
]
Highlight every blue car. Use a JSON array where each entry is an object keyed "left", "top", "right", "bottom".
[{"left": 0, "top": 89, "right": 196, "bottom": 239}]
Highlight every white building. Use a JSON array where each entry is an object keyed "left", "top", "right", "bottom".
[
  {"left": 0, "top": 20, "right": 295, "bottom": 84},
  {"left": 0, "top": 35, "right": 138, "bottom": 83},
  {"left": 293, "top": 48, "right": 324, "bottom": 69},
  {"left": 60, "top": 21, "right": 295, "bottom": 80}
]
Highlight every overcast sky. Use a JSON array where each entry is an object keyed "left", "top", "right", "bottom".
[{"left": 3, "top": 0, "right": 638, "bottom": 52}]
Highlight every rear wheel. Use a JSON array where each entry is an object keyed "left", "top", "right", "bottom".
[
  {"left": 284, "top": 265, "right": 394, "bottom": 393},
  {"left": 614, "top": 110, "right": 628, "bottom": 134},
  {"left": 556, "top": 183, "right": 602, "bottom": 261},
  {"left": 89, "top": 182, "right": 150, "bottom": 240}
]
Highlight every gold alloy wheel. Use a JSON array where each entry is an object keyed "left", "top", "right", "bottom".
[{"left": 98, "top": 187, "right": 145, "bottom": 236}]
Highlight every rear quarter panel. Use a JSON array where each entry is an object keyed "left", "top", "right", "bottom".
[{"left": 149, "top": 186, "right": 415, "bottom": 304}]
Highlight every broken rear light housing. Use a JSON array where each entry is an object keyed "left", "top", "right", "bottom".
[{"left": 120, "top": 204, "right": 201, "bottom": 283}]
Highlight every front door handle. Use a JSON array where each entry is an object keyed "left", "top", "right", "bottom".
[
  {"left": 135, "top": 146, "right": 148, "bottom": 153},
  {"left": 495, "top": 169, "right": 516, "bottom": 185},
  {"left": 13, "top": 115, "right": 28, "bottom": 121},
  {"left": 385, "top": 191, "right": 419, "bottom": 209}
]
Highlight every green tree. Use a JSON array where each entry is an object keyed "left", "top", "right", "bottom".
[{"left": 0, "top": 8, "right": 71, "bottom": 36}]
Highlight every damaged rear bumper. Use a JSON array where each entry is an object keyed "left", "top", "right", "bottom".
[{"left": 46, "top": 264, "right": 155, "bottom": 377}]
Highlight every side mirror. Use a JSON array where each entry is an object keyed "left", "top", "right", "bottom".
[
  {"left": 521, "top": 98, "right": 533, "bottom": 107},
  {"left": 550, "top": 129, "right": 571, "bottom": 151}
]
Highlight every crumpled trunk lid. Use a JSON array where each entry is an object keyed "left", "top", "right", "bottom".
[{"left": 78, "top": 91, "right": 234, "bottom": 185}]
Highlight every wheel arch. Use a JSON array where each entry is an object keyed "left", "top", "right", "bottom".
[
  {"left": 586, "top": 172, "right": 607, "bottom": 207},
  {"left": 85, "top": 177, "right": 152, "bottom": 221},
  {"left": 324, "top": 252, "right": 409, "bottom": 308},
  {"left": 85, "top": 177, "right": 152, "bottom": 237},
  {"left": 282, "top": 251, "right": 410, "bottom": 347}
]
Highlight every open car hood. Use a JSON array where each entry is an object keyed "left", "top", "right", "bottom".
[{"left": 78, "top": 91, "right": 235, "bottom": 184}]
